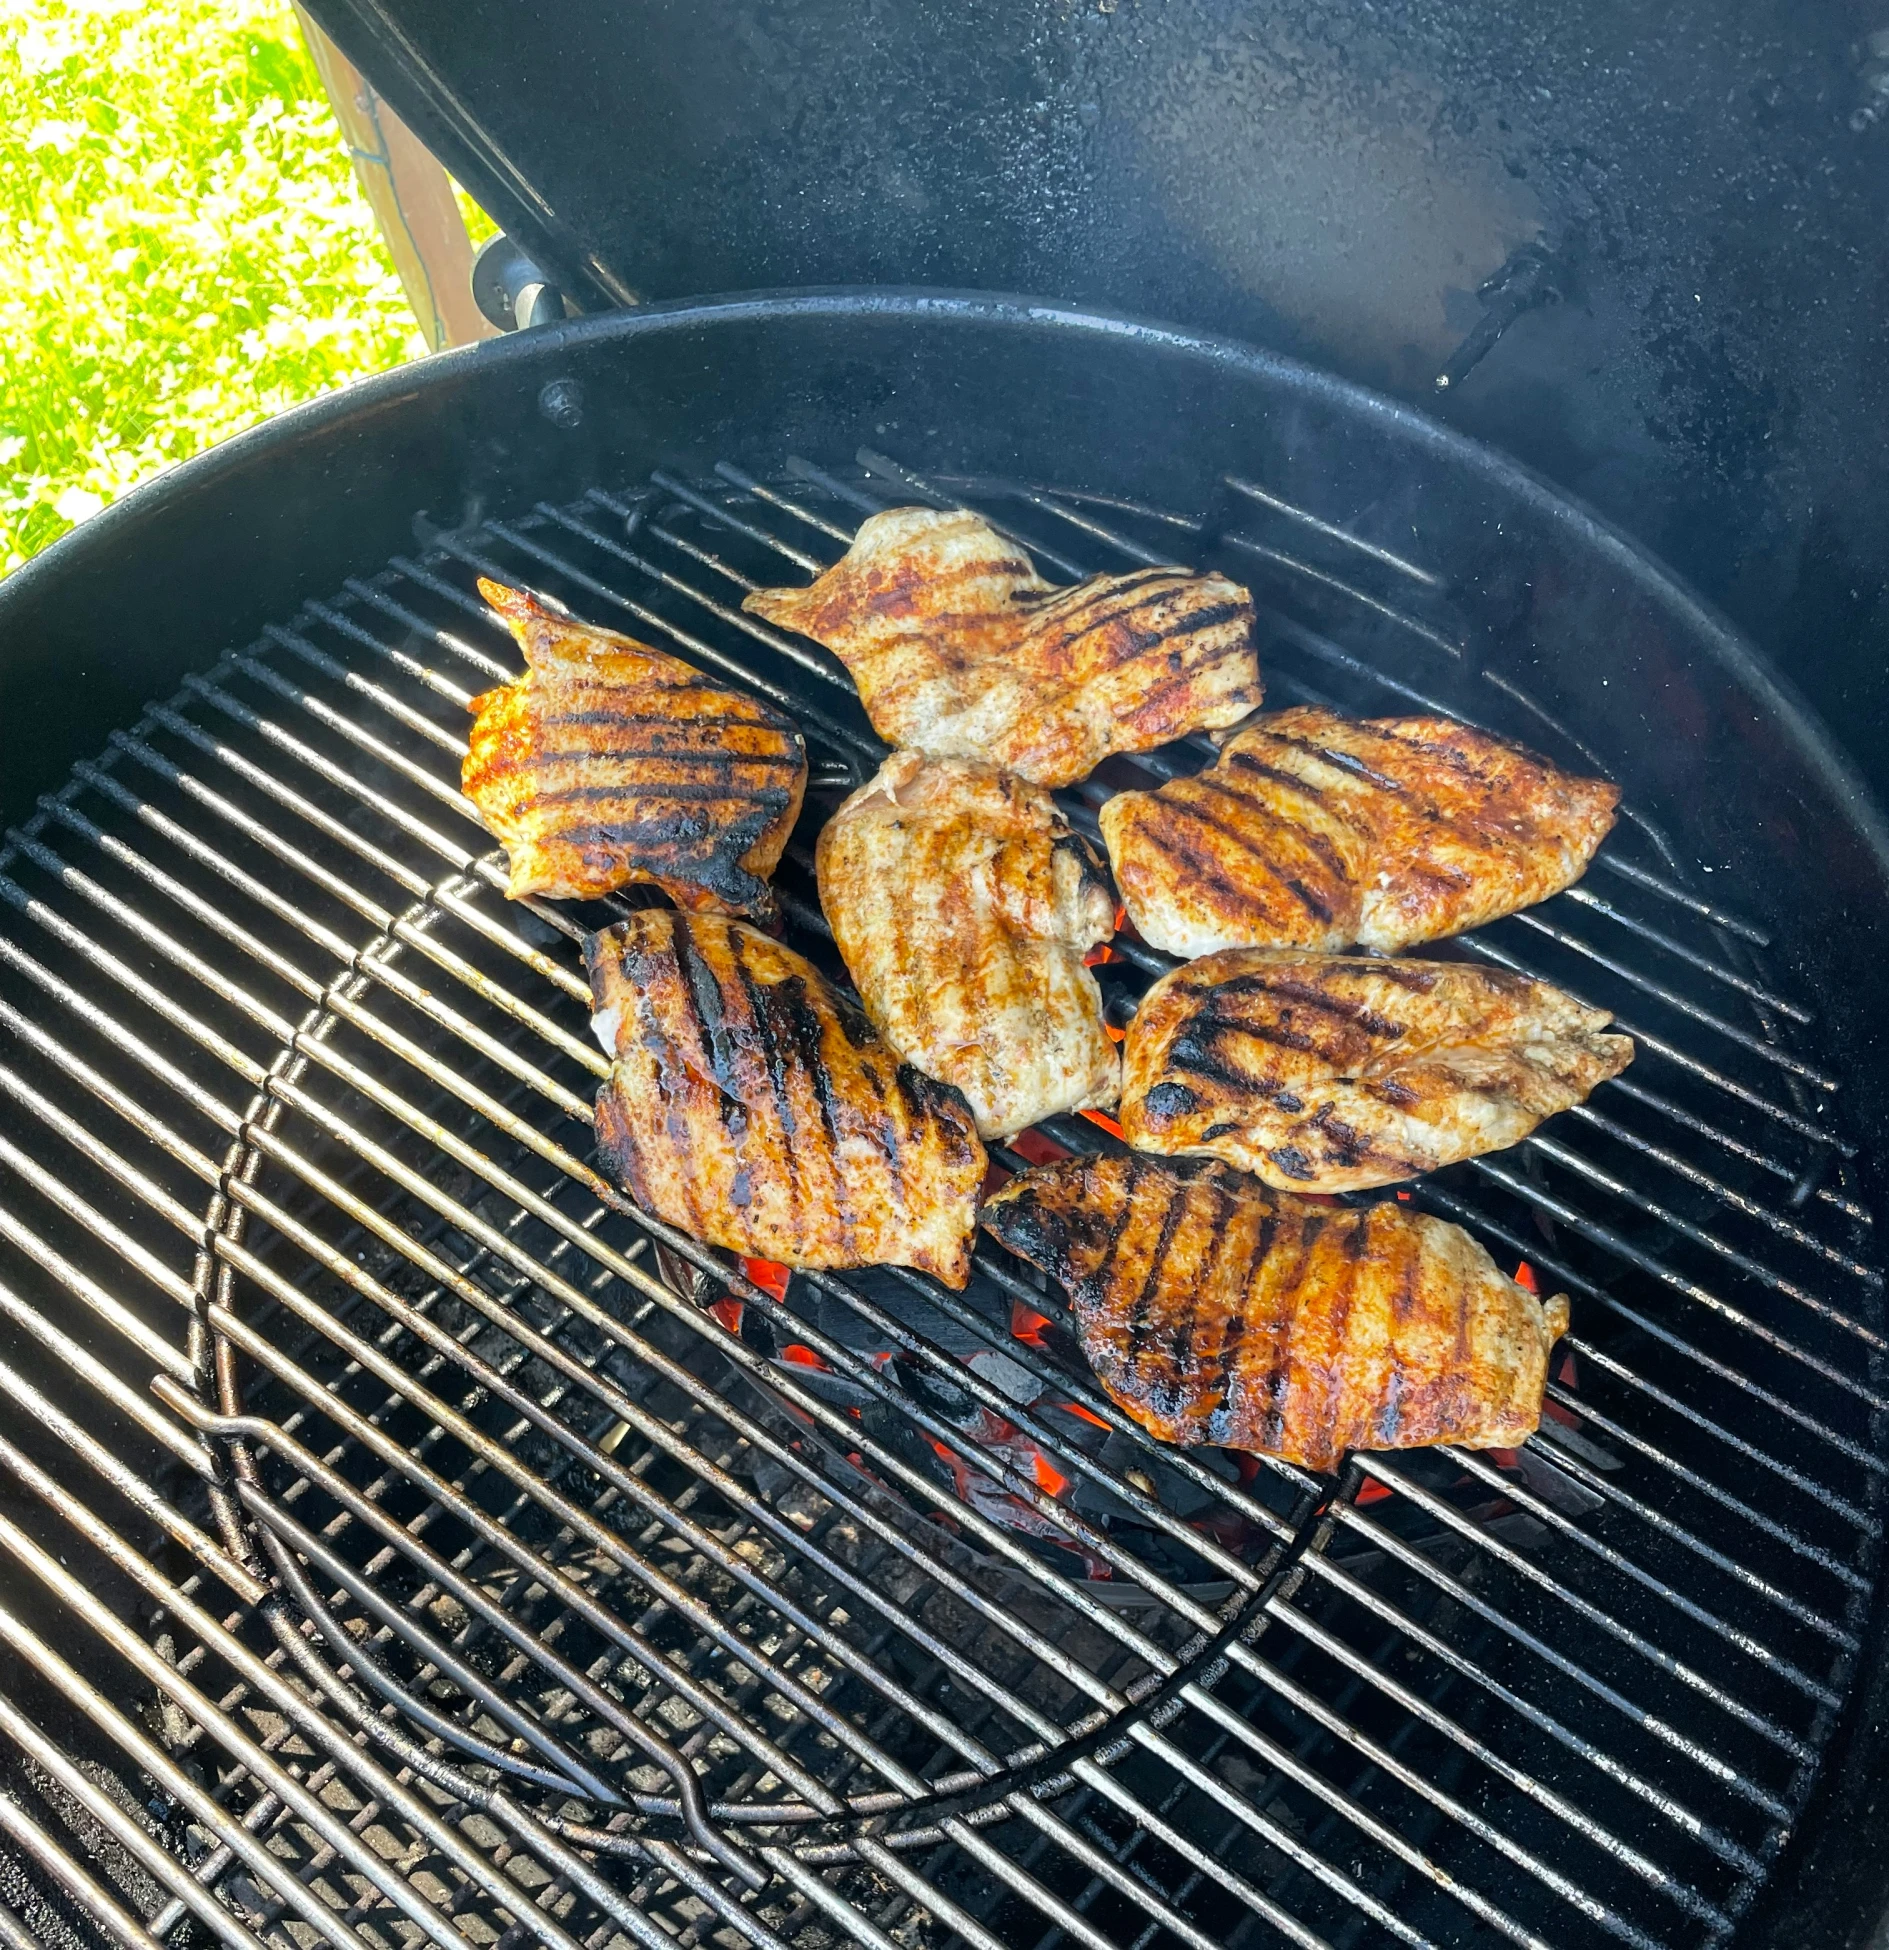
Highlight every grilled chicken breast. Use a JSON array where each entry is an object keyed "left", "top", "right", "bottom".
[
  {"left": 816, "top": 752, "right": 1120, "bottom": 1139},
  {"left": 982, "top": 1153, "right": 1568, "bottom": 1471},
  {"left": 742, "top": 507, "right": 1261, "bottom": 787},
  {"left": 464, "top": 580, "right": 806, "bottom": 913},
  {"left": 1100, "top": 705, "right": 1619, "bottom": 957},
  {"left": 1121, "top": 950, "right": 1632, "bottom": 1192},
  {"left": 586, "top": 911, "right": 986, "bottom": 1285}
]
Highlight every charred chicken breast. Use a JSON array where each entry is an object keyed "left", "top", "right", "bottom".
[
  {"left": 1100, "top": 705, "right": 1619, "bottom": 957},
  {"left": 743, "top": 507, "right": 1260, "bottom": 787},
  {"left": 464, "top": 580, "right": 806, "bottom": 913},
  {"left": 982, "top": 1153, "right": 1568, "bottom": 1471},
  {"left": 1121, "top": 950, "right": 1632, "bottom": 1192},
  {"left": 586, "top": 911, "right": 986, "bottom": 1286},
  {"left": 816, "top": 751, "right": 1120, "bottom": 1139}
]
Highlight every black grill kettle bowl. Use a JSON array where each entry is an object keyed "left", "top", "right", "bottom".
[{"left": 0, "top": 296, "right": 1886, "bottom": 1949}]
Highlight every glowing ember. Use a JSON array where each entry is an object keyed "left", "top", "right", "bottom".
[{"left": 742, "top": 1257, "right": 792, "bottom": 1301}]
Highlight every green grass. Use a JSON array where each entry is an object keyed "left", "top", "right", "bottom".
[{"left": 0, "top": 0, "right": 423, "bottom": 573}]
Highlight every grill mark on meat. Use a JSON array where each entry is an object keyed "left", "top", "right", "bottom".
[
  {"left": 1371, "top": 963, "right": 1442, "bottom": 993},
  {"left": 1138, "top": 1081, "right": 1200, "bottom": 1120},
  {"left": 504, "top": 779, "right": 796, "bottom": 808},
  {"left": 1264, "top": 731, "right": 1409, "bottom": 796},
  {"left": 497, "top": 746, "right": 797, "bottom": 779},
  {"left": 1150, "top": 799, "right": 1331, "bottom": 921},
  {"left": 1251, "top": 1209, "right": 1309, "bottom": 1451},
  {"left": 1312, "top": 1215, "right": 1371, "bottom": 1448},
  {"left": 670, "top": 918, "right": 739, "bottom": 1094},
  {"left": 1181, "top": 779, "right": 1342, "bottom": 923},
  {"left": 1446, "top": 1257, "right": 1475, "bottom": 1431},
  {"left": 1122, "top": 1181, "right": 1191, "bottom": 1385},
  {"left": 776, "top": 971, "right": 858, "bottom": 1249},
  {"left": 1110, "top": 609, "right": 1251, "bottom": 671},
  {"left": 1081, "top": 1179, "right": 1145, "bottom": 1306},
  {"left": 1196, "top": 1013, "right": 1320, "bottom": 1058},
  {"left": 1166, "top": 1032, "right": 1274, "bottom": 1088},
  {"left": 1118, "top": 639, "right": 1260, "bottom": 725},
  {"left": 1123, "top": 810, "right": 1254, "bottom": 910},
  {"left": 728, "top": 950, "right": 804, "bottom": 1238},
  {"left": 1370, "top": 719, "right": 1548, "bottom": 775},
  {"left": 1303, "top": 1102, "right": 1371, "bottom": 1168},
  {"left": 1395, "top": 856, "right": 1477, "bottom": 891},
  {"left": 1201, "top": 972, "right": 1406, "bottom": 1040},
  {"left": 531, "top": 710, "right": 763, "bottom": 733},
  {"left": 1214, "top": 1203, "right": 1273, "bottom": 1436},
  {"left": 1225, "top": 751, "right": 1331, "bottom": 800},
  {"left": 1029, "top": 575, "right": 1183, "bottom": 634},
  {"left": 1185, "top": 1181, "right": 1242, "bottom": 1426}
]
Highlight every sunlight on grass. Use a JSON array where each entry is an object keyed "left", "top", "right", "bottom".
[{"left": 0, "top": 0, "right": 425, "bottom": 572}]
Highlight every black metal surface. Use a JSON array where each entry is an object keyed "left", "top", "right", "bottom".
[
  {"left": 3, "top": 294, "right": 1889, "bottom": 1943},
  {"left": 297, "top": 0, "right": 1889, "bottom": 815}
]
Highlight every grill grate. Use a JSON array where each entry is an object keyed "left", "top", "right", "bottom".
[{"left": 0, "top": 451, "right": 1877, "bottom": 1950}]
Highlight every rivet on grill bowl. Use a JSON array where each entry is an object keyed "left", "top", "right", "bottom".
[{"left": 537, "top": 378, "right": 584, "bottom": 427}]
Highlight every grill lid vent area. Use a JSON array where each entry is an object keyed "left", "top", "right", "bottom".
[{"left": 0, "top": 455, "right": 1875, "bottom": 1950}]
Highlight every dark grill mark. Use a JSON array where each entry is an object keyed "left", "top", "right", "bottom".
[
  {"left": 1304, "top": 1106, "right": 1368, "bottom": 1166},
  {"left": 517, "top": 780, "right": 795, "bottom": 808},
  {"left": 1201, "top": 1014, "right": 1319, "bottom": 1057},
  {"left": 1280, "top": 875, "right": 1334, "bottom": 924},
  {"left": 1146, "top": 801, "right": 1339, "bottom": 924},
  {"left": 1165, "top": 1033, "right": 1265, "bottom": 1089},
  {"left": 1139, "top": 1081, "right": 1201, "bottom": 1121},
  {"left": 1225, "top": 750, "right": 1331, "bottom": 800},
  {"left": 532, "top": 709, "right": 765, "bottom": 733},
  {"left": 1118, "top": 596, "right": 1249, "bottom": 645},
  {"left": 1186, "top": 1184, "right": 1241, "bottom": 1424},
  {"left": 1371, "top": 962, "right": 1441, "bottom": 993},
  {"left": 729, "top": 954, "right": 802, "bottom": 1235},
  {"left": 1122, "top": 1185, "right": 1192, "bottom": 1380},
  {"left": 1268, "top": 731, "right": 1407, "bottom": 796},
  {"left": 1252, "top": 1210, "right": 1312, "bottom": 1449},
  {"left": 1215, "top": 973, "right": 1406, "bottom": 1041},
  {"left": 669, "top": 922, "right": 739, "bottom": 1090},
  {"left": 1126, "top": 810, "right": 1251, "bottom": 907}
]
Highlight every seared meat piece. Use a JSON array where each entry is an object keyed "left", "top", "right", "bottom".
[
  {"left": 982, "top": 1153, "right": 1568, "bottom": 1471},
  {"left": 464, "top": 580, "right": 806, "bottom": 913},
  {"left": 742, "top": 507, "right": 1260, "bottom": 787},
  {"left": 816, "top": 751, "right": 1120, "bottom": 1139},
  {"left": 1121, "top": 950, "right": 1632, "bottom": 1192},
  {"left": 1100, "top": 705, "right": 1619, "bottom": 957},
  {"left": 586, "top": 911, "right": 986, "bottom": 1286}
]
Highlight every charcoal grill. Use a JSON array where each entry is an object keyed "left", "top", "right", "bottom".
[{"left": 0, "top": 287, "right": 1883, "bottom": 1950}]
